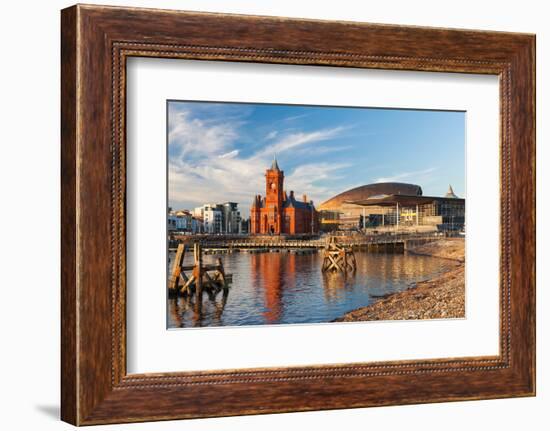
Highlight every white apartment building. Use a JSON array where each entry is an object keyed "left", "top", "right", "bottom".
[{"left": 202, "top": 204, "right": 223, "bottom": 234}]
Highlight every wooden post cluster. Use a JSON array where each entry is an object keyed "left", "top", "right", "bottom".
[
  {"left": 168, "top": 243, "right": 230, "bottom": 297},
  {"left": 321, "top": 236, "right": 357, "bottom": 273}
]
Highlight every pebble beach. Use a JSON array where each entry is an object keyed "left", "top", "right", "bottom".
[{"left": 334, "top": 238, "right": 465, "bottom": 322}]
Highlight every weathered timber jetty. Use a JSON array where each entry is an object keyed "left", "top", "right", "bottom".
[
  {"left": 322, "top": 236, "right": 357, "bottom": 273},
  {"left": 203, "top": 248, "right": 234, "bottom": 255},
  {"left": 168, "top": 243, "right": 231, "bottom": 298},
  {"left": 366, "top": 242, "right": 404, "bottom": 253},
  {"left": 169, "top": 232, "right": 446, "bottom": 255},
  {"left": 170, "top": 234, "right": 441, "bottom": 253}
]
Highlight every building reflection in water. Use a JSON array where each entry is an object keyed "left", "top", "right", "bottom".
[
  {"left": 168, "top": 282, "right": 229, "bottom": 328},
  {"left": 321, "top": 270, "right": 356, "bottom": 302},
  {"left": 250, "top": 253, "right": 287, "bottom": 324},
  {"left": 168, "top": 250, "right": 456, "bottom": 328}
]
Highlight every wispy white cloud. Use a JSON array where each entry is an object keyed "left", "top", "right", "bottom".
[
  {"left": 291, "top": 144, "right": 354, "bottom": 157},
  {"left": 168, "top": 108, "right": 350, "bottom": 213},
  {"left": 285, "top": 162, "right": 351, "bottom": 205},
  {"left": 168, "top": 108, "right": 243, "bottom": 159},
  {"left": 219, "top": 149, "right": 239, "bottom": 159},
  {"left": 374, "top": 167, "right": 437, "bottom": 183},
  {"left": 169, "top": 157, "right": 265, "bottom": 210},
  {"left": 284, "top": 113, "right": 309, "bottom": 122},
  {"left": 265, "top": 130, "right": 278, "bottom": 140},
  {"left": 255, "top": 127, "right": 346, "bottom": 159},
  {"left": 169, "top": 129, "right": 350, "bottom": 214}
]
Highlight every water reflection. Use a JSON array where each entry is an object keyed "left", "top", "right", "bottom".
[
  {"left": 169, "top": 289, "right": 229, "bottom": 328},
  {"left": 167, "top": 250, "right": 455, "bottom": 328}
]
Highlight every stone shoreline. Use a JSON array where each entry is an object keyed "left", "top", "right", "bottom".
[{"left": 334, "top": 238, "right": 465, "bottom": 322}]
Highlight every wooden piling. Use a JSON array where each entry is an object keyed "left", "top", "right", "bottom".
[
  {"left": 194, "top": 243, "right": 203, "bottom": 298},
  {"left": 168, "top": 243, "right": 186, "bottom": 293},
  {"left": 216, "top": 257, "right": 228, "bottom": 292},
  {"left": 321, "top": 236, "right": 356, "bottom": 273},
  {"left": 168, "top": 241, "right": 232, "bottom": 301}
]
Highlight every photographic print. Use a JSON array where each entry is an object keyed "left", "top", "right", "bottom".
[
  {"left": 167, "top": 101, "right": 465, "bottom": 328},
  {"left": 60, "top": 7, "right": 536, "bottom": 423}
]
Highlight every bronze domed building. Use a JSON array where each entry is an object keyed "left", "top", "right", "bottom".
[
  {"left": 318, "top": 182, "right": 464, "bottom": 232},
  {"left": 320, "top": 182, "right": 423, "bottom": 210}
]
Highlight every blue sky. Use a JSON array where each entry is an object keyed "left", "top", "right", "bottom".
[{"left": 168, "top": 101, "right": 465, "bottom": 215}]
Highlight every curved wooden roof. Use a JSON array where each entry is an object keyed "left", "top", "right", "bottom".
[{"left": 319, "top": 182, "right": 423, "bottom": 210}]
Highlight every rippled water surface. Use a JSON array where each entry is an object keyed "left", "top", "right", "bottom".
[{"left": 167, "top": 250, "right": 455, "bottom": 328}]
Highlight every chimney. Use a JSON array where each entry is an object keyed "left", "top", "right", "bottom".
[
  {"left": 302, "top": 194, "right": 307, "bottom": 203},
  {"left": 290, "top": 190, "right": 294, "bottom": 199}
]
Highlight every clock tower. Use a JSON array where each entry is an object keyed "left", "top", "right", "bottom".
[
  {"left": 249, "top": 158, "right": 318, "bottom": 235},
  {"left": 264, "top": 157, "right": 284, "bottom": 234}
]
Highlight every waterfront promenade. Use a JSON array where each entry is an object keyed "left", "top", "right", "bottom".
[{"left": 170, "top": 231, "right": 452, "bottom": 252}]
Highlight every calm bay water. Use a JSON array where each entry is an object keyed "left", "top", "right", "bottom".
[{"left": 167, "top": 250, "right": 455, "bottom": 328}]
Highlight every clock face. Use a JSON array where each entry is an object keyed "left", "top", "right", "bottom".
[{"left": 270, "top": 182, "right": 276, "bottom": 190}]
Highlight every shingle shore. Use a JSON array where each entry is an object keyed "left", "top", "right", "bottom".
[{"left": 334, "top": 239, "right": 465, "bottom": 322}]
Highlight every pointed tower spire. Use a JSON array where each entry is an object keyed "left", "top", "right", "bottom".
[
  {"left": 271, "top": 155, "right": 280, "bottom": 171},
  {"left": 445, "top": 184, "right": 458, "bottom": 198}
]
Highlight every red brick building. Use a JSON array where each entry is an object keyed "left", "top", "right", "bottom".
[{"left": 250, "top": 159, "right": 318, "bottom": 235}]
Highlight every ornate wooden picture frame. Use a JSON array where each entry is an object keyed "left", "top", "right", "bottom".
[{"left": 61, "top": 4, "right": 535, "bottom": 425}]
